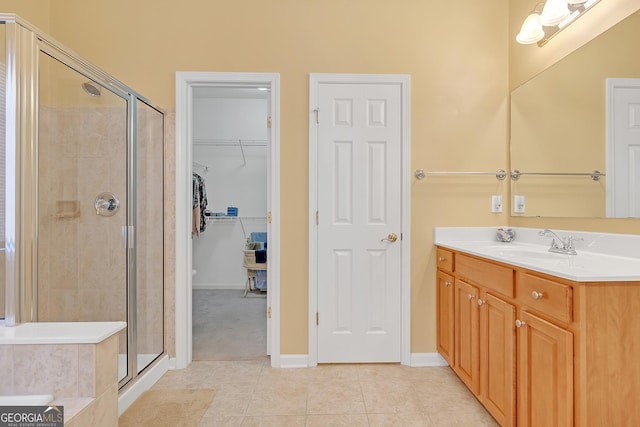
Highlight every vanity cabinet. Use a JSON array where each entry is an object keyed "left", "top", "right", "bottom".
[
  {"left": 452, "top": 253, "right": 516, "bottom": 426},
  {"left": 436, "top": 269, "right": 455, "bottom": 366},
  {"left": 516, "top": 310, "right": 573, "bottom": 427},
  {"left": 436, "top": 246, "right": 640, "bottom": 426}
]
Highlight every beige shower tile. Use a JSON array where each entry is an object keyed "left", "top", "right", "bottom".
[
  {"left": 360, "top": 380, "right": 420, "bottom": 414},
  {"left": 94, "top": 335, "right": 118, "bottom": 396},
  {"left": 13, "top": 344, "right": 79, "bottom": 397},
  {"left": 306, "top": 414, "right": 369, "bottom": 426},
  {"left": 78, "top": 344, "right": 95, "bottom": 397},
  {"left": 306, "top": 380, "right": 365, "bottom": 415},
  {"left": 0, "top": 345, "right": 14, "bottom": 394}
]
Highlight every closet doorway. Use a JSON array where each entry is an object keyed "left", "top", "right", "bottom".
[{"left": 175, "top": 73, "right": 280, "bottom": 368}]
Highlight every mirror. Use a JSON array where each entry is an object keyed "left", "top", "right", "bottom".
[{"left": 510, "top": 8, "right": 640, "bottom": 218}]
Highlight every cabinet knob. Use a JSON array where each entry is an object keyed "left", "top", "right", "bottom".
[
  {"left": 438, "top": 257, "right": 445, "bottom": 262},
  {"left": 467, "top": 294, "right": 475, "bottom": 300},
  {"left": 444, "top": 281, "right": 451, "bottom": 287},
  {"left": 531, "top": 291, "right": 544, "bottom": 300},
  {"left": 477, "top": 299, "right": 485, "bottom": 306},
  {"left": 515, "top": 319, "right": 526, "bottom": 328}
]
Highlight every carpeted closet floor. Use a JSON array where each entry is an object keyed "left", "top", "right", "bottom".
[{"left": 192, "top": 289, "right": 267, "bottom": 361}]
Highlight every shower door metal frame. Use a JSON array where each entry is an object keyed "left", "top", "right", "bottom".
[{"left": 2, "top": 13, "right": 166, "bottom": 391}]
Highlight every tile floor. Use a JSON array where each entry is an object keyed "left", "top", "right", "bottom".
[{"left": 142, "top": 357, "right": 499, "bottom": 426}]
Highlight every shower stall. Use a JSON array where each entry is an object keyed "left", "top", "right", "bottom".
[{"left": 0, "top": 15, "right": 165, "bottom": 389}]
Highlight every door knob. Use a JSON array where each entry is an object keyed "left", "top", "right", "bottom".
[{"left": 381, "top": 233, "right": 398, "bottom": 243}]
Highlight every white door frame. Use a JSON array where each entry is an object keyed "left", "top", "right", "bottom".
[
  {"left": 308, "top": 73, "right": 411, "bottom": 366},
  {"left": 175, "top": 72, "right": 281, "bottom": 369},
  {"left": 606, "top": 77, "right": 640, "bottom": 217}
]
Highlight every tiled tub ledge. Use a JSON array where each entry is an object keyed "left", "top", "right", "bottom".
[
  {"left": 0, "top": 322, "right": 125, "bottom": 427},
  {"left": 434, "top": 227, "right": 640, "bottom": 281},
  {"left": 0, "top": 321, "right": 126, "bottom": 344}
]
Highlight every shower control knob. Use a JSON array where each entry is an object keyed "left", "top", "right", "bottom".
[{"left": 95, "top": 192, "right": 120, "bottom": 217}]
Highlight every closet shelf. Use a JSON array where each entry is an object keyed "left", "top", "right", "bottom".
[
  {"left": 193, "top": 139, "right": 267, "bottom": 167},
  {"left": 205, "top": 216, "right": 266, "bottom": 221}
]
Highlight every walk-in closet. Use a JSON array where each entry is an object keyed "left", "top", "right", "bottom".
[{"left": 191, "top": 86, "right": 269, "bottom": 361}]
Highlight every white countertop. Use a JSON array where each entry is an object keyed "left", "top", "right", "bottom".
[
  {"left": 434, "top": 227, "right": 640, "bottom": 282},
  {"left": 0, "top": 321, "right": 126, "bottom": 344}
]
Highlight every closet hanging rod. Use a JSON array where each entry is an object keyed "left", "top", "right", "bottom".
[
  {"left": 415, "top": 169, "right": 508, "bottom": 181},
  {"left": 192, "top": 138, "right": 267, "bottom": 146},
  {"left": 193, "top": 161, "right": 209, "bottom": 173},
  {"left": 509, "top": 170, "right": 605, "bottom": 181}
]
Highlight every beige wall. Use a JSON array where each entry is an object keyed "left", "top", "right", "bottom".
[{"left": 3, "top": 0, "right": 510, "bottom": 355}]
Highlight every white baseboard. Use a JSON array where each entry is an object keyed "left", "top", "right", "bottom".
[
  {"left": 410, "top": 352, "right": 449, "bottom": 367},
  {"left": 192, "top": 283, "right": 245, "bottom": 290},
  {"left": 276, "top": 353, "right": 446, "bottom": 368},
  {"left": 278, "top": 354, "right": 309, "bottom": 368},
  {"left": 118, "top": 355, "right": 169, "bottom": 416}
]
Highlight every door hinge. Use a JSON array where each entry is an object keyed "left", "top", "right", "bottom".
[
  {"left": 316, "top": 211, "right": 319, "bottom": 225},
  {"left": 314, "top": 108, "right": 319, "bottom": 124},
  {"left": 401, "top": 233, "right": 403, "bottom": 241},
  {"left": 267, "top": 211, "right": 272, "bottom": 224},
  {"left": 267, "top": 306, "right": 272, "bottom": 319},
  {"left": 316, "top": 312, "right": 319, "bottom": 325},
  {"left": 267, "top": 115, "right": 272, "bottom": 129}
]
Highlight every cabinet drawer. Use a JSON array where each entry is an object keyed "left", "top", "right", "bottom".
[
  {"left": 436, "top": 248, "right": 454, "bottom": 272},
  {"left": 456, "top": 254, "right": 514, "bottom": 298},
  {"left": 517, "top": 273, "right": 572, "bottom": 324}
]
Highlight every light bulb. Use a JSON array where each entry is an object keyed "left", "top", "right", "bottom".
[
  {"left": 540, "top": 0, "right": 570, "bottom": 26},
  {"left": 516, "top": 12, "right": 545, "bottom": 44}
]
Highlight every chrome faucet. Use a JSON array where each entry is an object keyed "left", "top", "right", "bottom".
[{"left": 538, "top": 229, "right": 581, "bottom": 255}]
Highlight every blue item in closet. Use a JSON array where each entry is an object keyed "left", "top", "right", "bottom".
[
  {"left": 227, "top": 206, "right": 238, "bottom": 216},
  {"left": 255, "top": 249, "right": 267, "bottom": 263},
  {"left": 255, "top": 270, "right": 267, "bottom": 290},
  {"left": 250, "top": 232, "right": 267, "bottom": 244}
]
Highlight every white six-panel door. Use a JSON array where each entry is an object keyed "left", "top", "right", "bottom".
[
  {"left": 315, "top": 82, "right": 403, "bottom": 363},
  {"left": 606, "top": 78, "right": 640, "bottom": 217}
]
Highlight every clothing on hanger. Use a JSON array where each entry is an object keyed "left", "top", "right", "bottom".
[{"left": 192, "top": 172, "right": 208, "bottom": 235}]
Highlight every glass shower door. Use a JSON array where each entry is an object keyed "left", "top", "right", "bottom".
[
  {"left": 37, "top": 51, "right": 130, "bottom": 381},
  {"left": 135, "top": 100, "right": 164, "bottom": 374}
]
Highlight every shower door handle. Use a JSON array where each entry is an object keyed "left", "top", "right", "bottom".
[
  {"left": 95, "top": 192, "right": 120, "bottom": 216},
  {"left": 122, "top": 226, "right": 135, "bottom": 249}
]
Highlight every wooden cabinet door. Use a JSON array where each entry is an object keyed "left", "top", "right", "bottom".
[
  {"left": 437, "top": 270, "right": 455, "bottom": 366},
  {"left": 480, "top": 293, "right": 516, "bottom": 427},
  {"left": 454, "top": 279, "right": 480, "bottom": 394},
  {"left": 517, "top": 310, "right": 573, "bottom": 427}
]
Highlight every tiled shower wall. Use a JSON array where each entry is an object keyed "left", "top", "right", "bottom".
[{"left": 37, "top": 104, "right": 165, "bottom": 359}]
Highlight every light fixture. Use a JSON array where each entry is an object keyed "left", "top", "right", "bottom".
[
  {"left": 516, "top": 0, "right": 601, "bottom": 46},
  {"left": 516, "top": 11, "right": 544, "bottom": 44},
  {"left": 539, "top": 0, "right": 570, "bottom": 26}
]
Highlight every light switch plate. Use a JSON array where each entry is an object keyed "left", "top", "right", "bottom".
[
  {"left": 514, "top": 195, "right": 525, "bottom": 213},
  {"left": 491, "top": 195, "right": 502, "bottom": 213}
]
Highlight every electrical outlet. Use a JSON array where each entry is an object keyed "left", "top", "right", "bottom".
[
  {"left": 514, "top": 195, "right": 526, "bottom": 213},
  {"left": 491, "top": 195, "right": 502, "bottom": 213}
]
